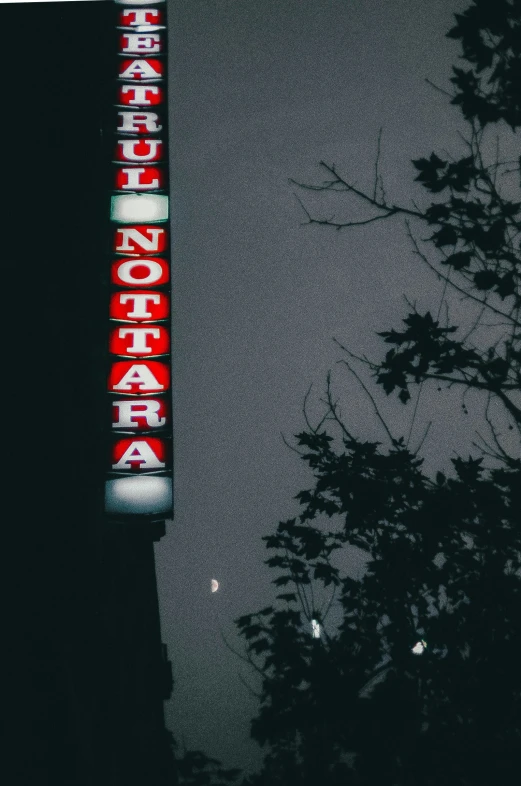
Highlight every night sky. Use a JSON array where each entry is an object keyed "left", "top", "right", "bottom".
[
  {"left": 157, "top": 0, "right": 474, "bottom": 772},
  {"left": 9, "top": 0, "right": 501, "bottom": 777}
]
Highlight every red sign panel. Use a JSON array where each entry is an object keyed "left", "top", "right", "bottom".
[
  {"left": 113, "top": 225, "right": 168, "bottom": 254},
  {"left": 119, "top": 58, "right": 164, "bottom": 81},
  {"left": 115, "top": 139, "right": 164, "bottom": 162},
  {"left": 119, "top": 8, "right": 164, "bottom": 28},
  {"left": 109, "top": 361, "right": 170, "bottom": 394},
  {"left": 108, "top": 0, "right": 171, "bottom": 517},
  {"left": 119, "top": 33, "right": 164, "bottom": 55},
  {"left": 117, "top": 111, "right": 163, "bottom": 134},
  {"left": 118, "top": 85, "right": 164, "bottom": 107},
  {"left": 115, "top": 166, "right": 165, "bottom": 191},
  {"left": 112, "top": 397, "right": 169, "bottom": 431},
  {"left": 110, "top": 290, "right": 169, "bottom": 321},
  {"left": 112, "top": 436, "right": 167, "bottom": 471},
  {"left": 111, "top": 257, "right": 170, "bottom": 287},
  {"left": 109, "top": 324, "right": 169, "bottom": 357}
]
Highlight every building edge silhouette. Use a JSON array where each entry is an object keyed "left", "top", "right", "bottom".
[{"left": 4, "top": 2, "right": 177, "bottom": 784}]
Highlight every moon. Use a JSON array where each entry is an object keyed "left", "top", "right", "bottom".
[{"left": 211, "top": 579, "right": 219, "bottom": 593}]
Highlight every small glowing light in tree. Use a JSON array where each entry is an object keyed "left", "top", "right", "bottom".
[
  {"left": 311, "top": 619, "right": 321, "bottom": 639},
  {"left": 412, "top": 639, "right": 427, "bottom": 655},
  {"left": 211, "top": 579, "right": 219, "bottom": 593}
]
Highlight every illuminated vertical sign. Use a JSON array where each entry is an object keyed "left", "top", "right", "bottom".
[{"left": 106, "top": 0, "right": 172, "bottom": 518}]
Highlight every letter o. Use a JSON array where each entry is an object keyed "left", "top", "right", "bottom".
[{"left": 112, "top": 257, "right": 169, "bottom": 287}]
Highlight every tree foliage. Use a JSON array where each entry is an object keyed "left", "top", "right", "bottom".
[
  {"left": 447, "top": 0, "right": 521, "bottom": 128},
  {"left": 236, "top": 2, "right": 521, "bottom": 784},
  {"left": 169, "top": 734, "right": 242, "bottom": 786}
]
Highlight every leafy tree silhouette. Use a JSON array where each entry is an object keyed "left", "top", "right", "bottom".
[
  {"left": 235, "top": 1, "right": 521, "bottom": 784},
  {"left": 168, "top": 732, "right": 242, "bottom": 786}
]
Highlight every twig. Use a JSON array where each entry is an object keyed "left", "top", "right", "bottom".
[
  {"left": 414, "top": 420, "right": 432, "bottom": 455},
  {"left": 281, "top": 431, "right": 305, "bottom": 456},
  {"left": 405, "top": 224, "right": 520, "bottom": 327},
  {"left": 425, "top": 77, "right": 454, "bottom": 99},
  {"left": 373, "top": 128, "right": 386, "bottom": 204},
  {"left": 336, "top": 357, "right": 397, "bottom": 446},
  {"left": 220, "top": 630, "right": 267, "bottom": 680}
]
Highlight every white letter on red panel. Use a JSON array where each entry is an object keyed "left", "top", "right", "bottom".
[
  {"left": 115, "top": 226, "right": 166, "bottom": 253},
  {"left": 120, "top": 34, "right": 162, "bottom": 54},
  {"left": 120, "top": 9, "right": 162, "bottom": 27},
  {"left": 113, "top": 399, "right": 166, "bottom": 428},
  {"left": 112, "top": 258, "right": 169, "bottom": 287},
  {"left": 119, "top": 59, "right": 163, "bottom": 80},
  {"left": 111, "top": 326, "right": 169, "bottom": 355},
  {"left": 110, "top": 361, "right": 168, "bottom": 393},
  {"left": 117, "top": 139, "right": 163, "bottom": 162},
  {"left": 117, "top": 167, "right": 163, "bottom": 190},
  {"left": 116, "top": 292, "right": 161, "bottom": 319},
  {"left": 119, "top": 85, "right": 162, "bottom": 106},
  {"left": 118, "top": 112, "right": 162, "bottom": 133},
  {"left": 112, "top": 439, "right": 166, "bottom": 470},
  {"left": 116, "top": 326, "right": 161, "bottom": 354},
  {"left": 112, "top": 292, "right": 166, "bottom": 320}
]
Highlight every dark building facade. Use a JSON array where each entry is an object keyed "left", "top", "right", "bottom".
[{"left": 5, "top": 3, "right": 176, "bottom": 784}]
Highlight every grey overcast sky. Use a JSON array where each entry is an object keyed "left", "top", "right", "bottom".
[{"left": 154, "top": 0, "right": 474, "bottom": 773}]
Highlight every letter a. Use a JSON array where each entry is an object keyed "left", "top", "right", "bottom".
[
  {"left": 112, "top": 363, "right": 164, "bottom": 391},
  {"left": 119, "top": 59, "right": 162, "bottom": 80},
  {"left": 112, "top": 440, "right": 166, "bottom": 469}
]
